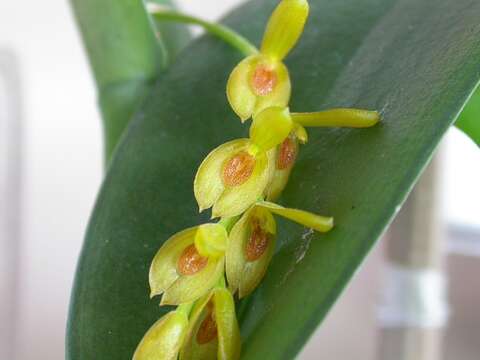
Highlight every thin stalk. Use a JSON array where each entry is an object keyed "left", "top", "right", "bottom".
[{"left": 148, "top": 7, "right": 259, "bottom": 57}]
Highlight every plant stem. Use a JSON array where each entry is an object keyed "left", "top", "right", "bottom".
[{"left": 148, "top": 7, "right": 259, "bottom": 57}]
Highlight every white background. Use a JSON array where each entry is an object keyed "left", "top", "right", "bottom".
[{"left": 0, "top": 0, "right": 478, "bottom": 359}]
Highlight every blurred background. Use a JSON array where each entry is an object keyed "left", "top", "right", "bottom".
[{"left": 0, "top": 0, "right": 479, "bottom": 359}]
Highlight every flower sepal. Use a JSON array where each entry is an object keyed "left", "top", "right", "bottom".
[
  {"left": 257, "top": 201, "right": 334, "bottom": 232},
  {"left": 227, "top": 55, "right": 291, "bottom": 121},
  {"left": 180, "top": 287, "right": 241, "bottom": 360},
  {"left": 266, "top": 133, "right": 299, "bottom": 201},
  {"left": 133, "top": 309, "right": 189, "bottom": 360},
  {"left": 226, "top": 206, "right": 277, "bottom": 298}
]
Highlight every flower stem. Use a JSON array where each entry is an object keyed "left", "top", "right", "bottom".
[{"left": 148, "top": 7, "right": 259, "bottom": 57}]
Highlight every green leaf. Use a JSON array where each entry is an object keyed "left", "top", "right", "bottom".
[
  {"left": 71, "top": 0, "right": 191, "bottom": 161},
  {"left": 66, "top": 0, "right": 480, "bottom": 359},
  {"left": 456, "top": 85, "right": 480, "bottom": 146}
]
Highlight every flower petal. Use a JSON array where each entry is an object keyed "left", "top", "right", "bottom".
[
  {"left": 225, "top": 210, "right": 250, "bottom": 294},
  {"left": 227, "top": 55, "right": 291, "bottom": 121},
  {"left": 160, "top": 256, "right": 225, "bottom": 305},
  {"left": 291, "top": 108, "right": 380, "bottom": 128},
  {"left": 194, "top": 139, "right": 250, "bottom": 212},
  {"left": 149, "top": 227, "right": 198, "bottom": 298},
  {"left": 260, "top": 0, "right": 309, "bottom": 61},
  {"left": 226, "top": 56, "right": 258, "bottom": 121},
  {"left": 226, "top": 207, "right": 276, "bottom": 298},
  {"left": 179, "top": 293, "right": 218, "bottom": 360},
  {"left": 179, "top": 288, "right": 241, "bottom": 360},
  {"left": 250, "top": 106, "right": 293, "bottom": 152},
  {"left": 253, "top": 59, "right": 291, "bottom": 115},
  {"left": 212, "top": 148, "right": 276, "bottom": 218},
  {"left": 213, "top": 288, "right": 241, "bottom": 360},
  {"left": 265, "top": 167, "right": 292, "bottom": 201},
  {"left": 194, "top": 223, "right": 228, "bottom": 258},
  {"left": 239, "top": 208, "right": 276, "bottom": 298},
  {"left": 257, "top": 201, "right": 334, "bottom": 232},
  {"left": 266, "top": 135, "right": 298, "bottom": 200},
  {"left": 133, "top": 310, "right": 188, "bottom": 360}
]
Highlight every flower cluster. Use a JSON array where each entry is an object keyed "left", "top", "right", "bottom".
[{"left": 134, "top": 1, "right": 379, "bottom": 359}]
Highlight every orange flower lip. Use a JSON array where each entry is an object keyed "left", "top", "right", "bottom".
[
  {"left": 177, "top": 244, "right": 208, "bottom": 276},
  {"left": 196, "top": 305, "right": 218, "bottom": 344},
  {"left": 277, "top": 137, "right": 297, "bottom": 170},
  {"left": 222, "top": 151, "right": 256, "bottom": 187},
  {"left": 251, "top": 64, "right": 278, "bottom": 96},
  {"left": 245, "top": 221, "right": 270, "bottom": 261}
]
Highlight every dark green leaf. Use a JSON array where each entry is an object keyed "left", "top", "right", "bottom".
[{"left": 67, "top": 0, "right": 480, "bottom": 359}]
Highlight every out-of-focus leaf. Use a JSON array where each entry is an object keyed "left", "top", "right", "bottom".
[{"left": 456, "top": 86, "right": 480, "bottom": 146}]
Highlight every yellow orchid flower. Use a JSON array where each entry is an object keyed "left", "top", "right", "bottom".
[
  {"left": 226, "top": 201, "right": 333, "bottom": 298},
  {"left": 149, "top": 224, "right": 227, "bottom": 305},
  {"left": 227, "top": 0, "right": 309, "bottom": 121},
  {"left": 225, "top": 206, "right": 276, "bottom": 298},
  {"left": 194, "top": 139, "right": 277, "bottom": 218},
  {"left": 193, "top": 107, "right": 299, "bottom": 218}
]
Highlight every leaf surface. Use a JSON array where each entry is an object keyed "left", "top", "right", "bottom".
[{"left": 67, "top": 0, "right": 480, "bottom": 359}]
